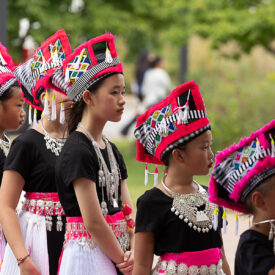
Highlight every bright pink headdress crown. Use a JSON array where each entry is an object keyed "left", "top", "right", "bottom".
[
  {"left": 0, "top": 42, "right": 18, "bottom": 97},
  {"left": 12, "top": 29, "right": 71, "bottom": 110},
  {"left": 209, "top": 120, "right": 275, "bottom": 213},
  {"left": 51, "top": 32, "right": 123, "bottom": 102},
  {"left": 134, "top": 80, "right": 210, "bottom": 165}
]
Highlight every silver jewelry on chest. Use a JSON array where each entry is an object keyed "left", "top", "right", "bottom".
[
  {"left": 40, "top": 121, "right": 66, "bottom": 156},
  {"left": 0, "top": 134, "right": 11, "bottom": 157},
  {"left": 78, "top": 123, "right": 121, "bottom": 215},
  {"left": 161, "top": 177, "right": 215, "bottom": 233}
]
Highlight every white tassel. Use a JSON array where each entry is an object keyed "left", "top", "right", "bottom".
[
  {"left": 0, "top": 53, "right": 7, "bottom": 65},
  {"left": 51, "top": 93, "right": 57, "bottom": 121},
  {"left": 212, "top": 208, "right": 218, "bottom": 231},
  {"left": 59, "top": 101, "right": 65, "bottom": 124},
  {"left": 270, "top": 134, "right": 275, "bottom": 157},
  {"left": 248, "top": 216, "right": 251, "bottom": 229},
  {"left": 222, "top": 210, "right": 227, "bottom": 234},
  {"left": 28, "top": 105, "right": 32, "bottom": 125},
  {"left": 43, "top": 91, "right": 50, "bottom": 118},
  {"left": 256, "top": 138, "right": 262, "bottom": 158},
  {"left": 144, "top": 164, "right": 149, "bottom": 186},
  {"left": 74, "top": 49, "right": 85, "bottom": 70},
  {"left": 41, "top": 55, "right": 47, "bottom": 72},
  {"left": 235, "top": 213, "right": 239, "bottom": 236},
  {"left": 65, "top": 67, "right": 70, "bottom": 84},
  {"left": 53, "top": 49, "right": 59, "bottom": 67},
  {"left": 33, "top": 109, "right": 38, "bottom": 125},
  {"left": 154, "top": 166, "right": 158, "bottom": 187},
  {"left": 105, "top": 48, "right": 113, "bottom": 63}
]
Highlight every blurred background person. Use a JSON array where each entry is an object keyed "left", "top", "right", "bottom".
[
  {"left": 142, "top": 56, "right": 172, "bottom": 109},
  {"left": 121, "top": 50, "right": 153, "bottom": 137}
]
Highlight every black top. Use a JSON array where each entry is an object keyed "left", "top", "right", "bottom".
[
  {"left": 235, "top": 229, "right": 275, "bottom": 275},
  {"left": 4, "top": 129, "right": 59, "bottom": 192},
  {"left": 135, "top": 187, "right": 223, "bottom": 256},
  {"left": 0, "top": 148, "right": 6, "bottom": 184},
  {"left": 55, "top": 131, "right": 128, "bottom": 217}
]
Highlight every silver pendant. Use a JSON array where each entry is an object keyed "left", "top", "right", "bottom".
[
  {"left": 196, "top": 211, "right": 209, "bottom": 222},
  {"left": 113, "top": 198, "right": 118, "bottom": 208}
]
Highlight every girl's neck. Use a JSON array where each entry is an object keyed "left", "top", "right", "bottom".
[
  {"left": 252, "top": 216, "right": 274, "bottom": 236},
  {"left": 0, "top": 129, "right": 5, "bottom": 140},
  {"left": 79, "top": 114, "right": 106, "bottom": 145},
  {"left": 164, "top": 167, "right": 197, "bottom": 194},
  {"left": 37, "top": 116, "right": 67, "bottom": 138}
]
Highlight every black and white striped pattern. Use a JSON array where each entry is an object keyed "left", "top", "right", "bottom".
[
  {"left": 240, "top": 166, "right": 275, "bottom": 201},
  {"left": 0, "top": 65, "right": 11, "bottom": 74},
  {"left": 13, "top": 58, "right": 36, "bottom": 95},
  {"left": 51, "top": 58, "right": 120, "bottom": 101},
  {"left": 0, "top": 78, "right": 18, "bottom": 96},
  {"left": 212, "top": 148, "right": 271, "bottom": 194}
]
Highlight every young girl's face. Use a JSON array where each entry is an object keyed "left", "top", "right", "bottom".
[
  {"left": 0, "top": 87, "right": 25, "bottom": 131},
  {"left": 182, "top": 130, "right": 214, "bottom": 176},
  {"left": 91, "top": 74, "right": 125, "bottom": 122}
]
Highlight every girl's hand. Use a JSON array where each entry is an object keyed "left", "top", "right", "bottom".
[
  {"left": 116, "top": 250, "right": 134, "bottom": 274},
  {"left": 19, "top": 257, "right": 41, "bottom": 275}
]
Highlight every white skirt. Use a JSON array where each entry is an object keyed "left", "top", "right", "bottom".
[
  {"left": 1, "top": 211, "right": 49, "bottom": 275},
  {"left": 58, "top": 239, "right": 117, "bottom": 275}
]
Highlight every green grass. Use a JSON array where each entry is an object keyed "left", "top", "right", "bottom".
[{"left": 115, "top": 139, "right": 210, "bottom": 208}]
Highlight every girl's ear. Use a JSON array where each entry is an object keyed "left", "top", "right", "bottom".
[
  {"left": 252, "top": 191, "right": 266, "bottom": 211},
  {"left": 82, "top": 90, "right": 93, "bottom": 106},
  {"left": 39, "top": 90, "right": 52, "bottom": 108},
  {"left": 171, "top": 148, "right": 185, "bottom": 163}
]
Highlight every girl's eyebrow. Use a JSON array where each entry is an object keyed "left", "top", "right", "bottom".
[{"left": 112, "top": 85, "right": 125, "bottom": 90}]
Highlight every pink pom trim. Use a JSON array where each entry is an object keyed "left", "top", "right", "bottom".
[
  {"left": 0, "top": 42, "right": 15, "bottom": 69},
  {"left": 0, "top": 73, "right": 16, "bottom": 86}
]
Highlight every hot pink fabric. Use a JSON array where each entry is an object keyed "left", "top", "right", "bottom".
[
  {"left": 0, "top": 43, "right": 14, "bottom": 69},
  {"left": 25, "top": 192, "right": 60, "bottom": 202},
  {"left": 158, "top": 248, "right": 222, "bottom": 271}
]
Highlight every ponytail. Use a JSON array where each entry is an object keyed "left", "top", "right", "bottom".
[{"left": 67, "top": 99, "right": 85, "bottom": 134}]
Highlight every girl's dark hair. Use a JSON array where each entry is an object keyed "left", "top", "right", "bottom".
[
  {"left": 245, "top": 174, "right": 275, "bottom": 214},
  {"left": 150, "top": 56, "right": 162, "bottom": 68},
  {"left": 162, "top": 144, "right": 186, "bottom": 167},
  {"left": 67, "top": 73, "right": 118, "bottom": 134},
  {"left": 0, "top": 82, "right": 20, "bottom": 103}
]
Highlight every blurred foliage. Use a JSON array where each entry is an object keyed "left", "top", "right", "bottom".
[
  {"left": 8, "top": 0, "right": 275, "bottom": 62},
  {"left": 185, "top": 36, "right": 275, "bottom": 153}
]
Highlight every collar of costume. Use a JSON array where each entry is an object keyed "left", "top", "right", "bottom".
[
  {"left": 0, "top": 42, "right": 18, "bottom": 97},
  {"left": 12, "top": 29, "right": 71, "bottom": 110},
  {"left": 50, "top": 32, "right": 123, "bottom": 102},
  {"left": 134, "top": 80, "right": 210, "bottom": 165},
  {"left": 209, "top": 120, "right": 275, "bottom": 213}
]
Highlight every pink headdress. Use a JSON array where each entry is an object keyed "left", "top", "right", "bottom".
[
  {"left": 12, "top": 29, "right": 71, "bottom": 110},
  {"left": 209, "top": 120, "right": 275, "bottom": 213},
  {"left": 134, "top": 80, "right": 210, "bottom": 165},
  {"left": 51, "top": 32, "right": 123, "bottom": 102},
  {"left": 0, "top": 43, "right": 18, "bottom": 97}
]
